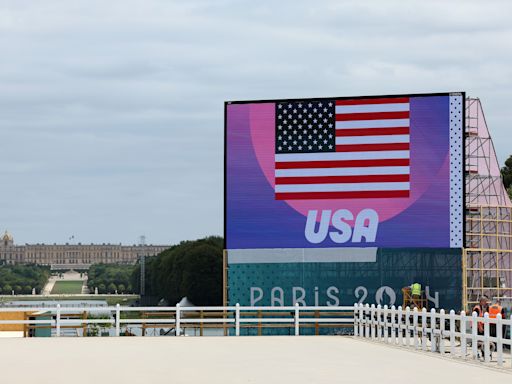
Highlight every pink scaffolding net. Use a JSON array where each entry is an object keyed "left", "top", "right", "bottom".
[
  {"left": 465, "top": 98, "right": 510, "bottom": 208},
  {"left": 464, "top": 98, "right": 512, "bottom": 305}
]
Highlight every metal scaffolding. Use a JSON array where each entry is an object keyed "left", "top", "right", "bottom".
[{"left": 464, "top": 98, "right": 512, "bottom": 309}]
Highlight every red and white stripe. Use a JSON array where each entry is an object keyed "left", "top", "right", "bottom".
[{"left": 275, "top": 97, "right": 411, "bottom": 200}]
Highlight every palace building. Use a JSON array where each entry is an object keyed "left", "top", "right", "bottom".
[{"left": 0, "top": 231, "right": 170, "bottom": 269}]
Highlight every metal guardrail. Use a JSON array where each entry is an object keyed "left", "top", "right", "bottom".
[
  {"left": 0, "top": 304, "right": 353, "bottom": 337},
  {"left": 353, "top": 303, "right": 512, "bottom": 369}
]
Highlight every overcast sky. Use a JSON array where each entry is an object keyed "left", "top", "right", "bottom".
[{"left": 1, "top": 0, "right": 511, "bottom": 245}]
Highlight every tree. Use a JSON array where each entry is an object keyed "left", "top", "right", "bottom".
[
  {"left": 87, "top": 264, "right": 133, "bottom": 293},
  {"left": 14, "top": 285, "right": 22, "bottom": 294},
  {"left": 107, "top": 283, "right": 117, "bottom": 293},
  {"left": 501, "top": 156, "right": 512, "bottom": 188},
  {"left": 138, "top": 236, "right": 223, "bottom": 306},
  {"left": 500, "top": 156, "right": 512, "bottom": 200},
  {"left": 0, "top": 265, "right": 50, "bottom": 294},
  {"left": 179, "top": 242, "right": 223, "bottom": 305},
  {"left": 98, "top": 283, "right": 106, "bottom": 294},
  {"left": 117, "top": 284, "right": 125, "bottom": 293},
  {"left": 2, "top": 284, "right": 10, "bottom": 294},
  {"left": 23, "top": 285, "right": 32, "bottom": 294}
]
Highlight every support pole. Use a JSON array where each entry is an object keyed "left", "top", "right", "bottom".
[
  {"left": 235, "top": 303, "right": 240, "bottom": 336},
  {"left": 175, "top": 303, "right": 181, "bottom": 336},
  {"left": 471, "top": 312, "right": 478, "bottom": 359},
  {"left": 115, "top": 304, "right": 121, "bottom": 337},
  {"left": 294, "top": 303, "right": 300, "bottom": 336},
  {"left": 430, "top": 308, "right": 437, "bottom": 353},
  {"left": 449, "top": 310, "right": 455, "bottom": 356},
  {"left": 439, "top": 309, "right": 445, "bottom": 354},
  {"left": 353, "top": 304, "right": 358, "bottom": 337},
  {"left": 496, "top": 314, "right": 503, "bottom": 366},
  {"left": 56, "top": 304, "right": 61, "bottom": 337},
  {"left": 413, "top": 308, "right": 419, "bottom": 349},
  {"left": 421, "top": 308, "right": 427, "bottom": 351},
  {"left": 460, "top": 311, "right": 467, "bottom": 359},
  {"left": 483, "top": 313, "right": 490, "bottom": 363}
]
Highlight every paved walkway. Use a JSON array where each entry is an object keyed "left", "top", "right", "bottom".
[
  {"left": 0, "top": 337, "right": 508, "bottom": 383},
  {"left": 41, "top": 271, "right": 87, "bottom": 295}
]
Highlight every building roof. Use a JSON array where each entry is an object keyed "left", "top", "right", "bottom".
[{"left": 2, "top": 230, "right": 13, "bottom": 242}]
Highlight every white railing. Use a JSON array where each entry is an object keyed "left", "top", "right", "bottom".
[
  {"left": 0, "top": 304, "right": 353, "bottom": 337},
  {"left": 353, "top": 303, "right": 512, "bottom": 368}
]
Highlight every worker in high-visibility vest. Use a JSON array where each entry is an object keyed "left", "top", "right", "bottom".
[
  {"left": 411, "top": 282, "right": 421, "bottom": 298},
  {"left": 488, "top": 299, "right": 505, "bottom": 338},
  {"left": 472, "top": 296, "right": 489, "bottom": 335},
  {"left": 488, "top": 300, "right": 504, "bottom": 319}
]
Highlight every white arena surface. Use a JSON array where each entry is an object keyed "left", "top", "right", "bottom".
[{"left": 0, "top": 337, "right": 509, "bottom": 383}]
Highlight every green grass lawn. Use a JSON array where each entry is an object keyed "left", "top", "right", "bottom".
[{"left": 51, "top": 280, "right": 84, "bottom": 294}]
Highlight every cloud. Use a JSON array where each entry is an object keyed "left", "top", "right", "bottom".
[{"left": 0, "top": 0, "right": 511, "bottom": 243}]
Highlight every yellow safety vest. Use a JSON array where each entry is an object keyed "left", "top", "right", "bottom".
[{"left": 411, "top": 283, "right": 421, "bottom": 296}]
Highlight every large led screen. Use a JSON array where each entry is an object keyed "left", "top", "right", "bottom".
[{"left": 226, "top": 93, "right": 464, "bottom": 249}]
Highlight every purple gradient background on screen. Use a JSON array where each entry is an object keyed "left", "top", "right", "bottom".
[{"left": 226, "top": 96, "right": 452, "bottom": 249}]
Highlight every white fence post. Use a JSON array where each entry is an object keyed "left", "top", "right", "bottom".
[
  {"left": 370, "top": 304, "right": 376, "bottom": 339},
  {"left": 391, "top": 305, "right": 397, "bottom": 344},
  {"left": 359, "top": 304, "right": 364, "bottom": 337},
  {"left": 235, "top": 303, "right": 240, "bottom": 336},
  {"left": 397, "top": 306, "right": 403, "bottom": 346},
  {"left": 353, "top": 304, "right": 359, "bottom": 337},
  {"left": 175, "top": 303, "right": 181, "bottom": 336},
  {"left": 439, "top": 309, "right": 445, "bottom": 354},
  {"left": 405, "top": 307, "right": 410, "bottom": 347},
  {"left": 294, "top": 303, "right": 300, "bottom": 336},
  {"left": 509, "top": 315, "right": 512, "bottom": 368},
  {"left": 413, "top": 308, "right": 419, "bottom": 349},
  {"left": 483, "top": 313, "right": 490, "bottom": 363},
  {"left": 383, "top": 305, "right": 389, "bottom": 343},
  {"left": 471, "top": 311, "right": 478, "bottom": 359},
  {"left": 365, "top": 304, "right": 370, "bottom": 339},
  {"left": 115, "top": 304, "right": 120, "bottom": 337},
  {"left": 421, "top": 308, "right": 427, "bottom": 351},
  {"left": 460, "top": 311, "right": 467, "bottom": 359},
  {"left": 56, "top": 304, "right": 61, "bottom": 337},
  {"left": 496, "top": 313, "right": 503, "bottom": 367},
  {"left": 376, "top": 305, "right": 382, "bottom": 340},
  {"left": 430, "top": 308, "right": 437, "bottom": 353},
  {"left": 449, "top": 310, "right": 455, "bottom": 357}
]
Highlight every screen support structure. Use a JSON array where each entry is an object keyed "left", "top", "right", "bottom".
[{"left": 463, "top": 98, "right": 512, "bottom": 310}]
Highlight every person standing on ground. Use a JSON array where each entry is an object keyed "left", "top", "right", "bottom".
[
  {"left": 488, "top": 299, "right": 505, "bottom": 338},
  {"left": 472, "top": 296, "right": 489, "bottom": 360},
  {"left": 472, "top": 296, "right": 489, "bottom": 335}
]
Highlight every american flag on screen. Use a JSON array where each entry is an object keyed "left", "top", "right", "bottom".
[{"left": 275, "top": 97, "right": 410, "bottom": 200}]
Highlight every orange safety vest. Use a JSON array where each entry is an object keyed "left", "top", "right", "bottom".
[
  {"left": 472, "top": 304, "right": 485, "bottom": 332},
  {"left": 489, "top": 304, "right": 503, "bottom": 319}
]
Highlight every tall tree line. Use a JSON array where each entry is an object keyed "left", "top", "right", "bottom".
[
  {"left": 0, "top": 264, "right": 50, "bottom": 294},
  {"left": 501, "top": 155, "right": 512, "bottom": 199},
  {"left": 131, "top": 236, "right": 223, "bottom": 306}
]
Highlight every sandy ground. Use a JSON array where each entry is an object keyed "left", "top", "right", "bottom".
[{"left": 0, "top": 336, "right": 509, "bottom": 383}]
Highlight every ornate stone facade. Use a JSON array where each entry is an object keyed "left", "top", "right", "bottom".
[{"left": 0, "top": 231, "right": 169, "bottom": 267}]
